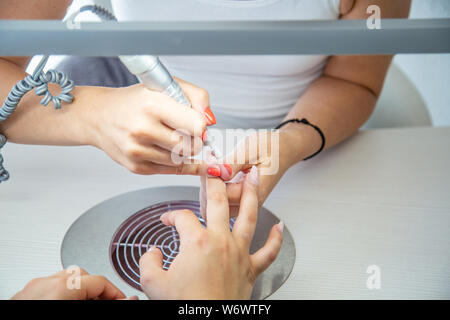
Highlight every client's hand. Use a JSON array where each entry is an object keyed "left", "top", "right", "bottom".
[
  {"left": 11, "top": 267, "right": 135, "bottom": 300},
  {"left": 202, "top": 127, "right": 315, "bottom": 217},
  {"left": 84, "top": 77, "right": 216, "bottom": 175},
  {"left": 139, "top": 166, "right": 284, "bottom": 300}
]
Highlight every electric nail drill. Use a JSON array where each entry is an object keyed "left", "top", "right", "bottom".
[{"left": 119, "top": 55, "right": 221, "bottom": 158}]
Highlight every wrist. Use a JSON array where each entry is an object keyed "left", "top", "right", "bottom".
[
  {"left": 278, "top": 121, "right": 323, "bottom": 167},
  {"left": 72, "top": 86, "right": 109, "bottom": 148}
]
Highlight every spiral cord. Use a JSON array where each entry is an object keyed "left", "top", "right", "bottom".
[
  {"left": 79, "top": 4, "right": 117, "bottom": 21},
  {"left": 0, "top": 4, "right": 117, "bottom": 183}
]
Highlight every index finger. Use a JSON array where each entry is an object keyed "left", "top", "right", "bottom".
[
  {"left": 206, "top": 177, "right": 230, "bottom": 232},
  {"left": 232, "top": 166, "right": 259, "bottom": 247},
  {"left": 152, "top": 92, "right": 207, "bottom": 138}
]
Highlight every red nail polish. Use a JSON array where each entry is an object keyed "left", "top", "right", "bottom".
[
  {"left": 204, "top": 107, "right": 217, "bottom": 126},
  {"left": 207, "top": 167, "right": 221, "bottom": 177},
  {"left": 223, "top": 164, "right": 232, "bottom": 175},
  {"left": 202, "top": 129, "right": 208, "bottom": 142}
]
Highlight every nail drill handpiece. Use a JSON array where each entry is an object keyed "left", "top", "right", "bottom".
[{"left": 119, "top": 55, "right": 221, "bottom": 158}]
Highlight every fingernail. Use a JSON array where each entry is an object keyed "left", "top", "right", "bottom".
[
  {"left": 148, "top": 245, "right": 157, "bottom": 252},
  {"left": 202, "top": 129, "right": 208, "bottom": 142},
  {"left": 228, "top": 171, "right": 245, "bottom": 184},
  {"left": 207, "top": 167, "right": 221, "bottom": 177},
  {"left": 223, "top": 164, "right": 232, "bottom": 176},
  {"left": 127, "top": 296, "right": 139, "bottom": 300},
  {"left": 247, "top": 165, "right": 258, "bottom": 185},
  {"left": 204, "top": 107, "right": 217, "bottom": 126},
  {"left": 277, "top": 221, "right": 284, "bottom": 233}
]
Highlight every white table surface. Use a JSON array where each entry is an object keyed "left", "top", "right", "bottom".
[{"left": 1, "top": 126, "right": 449, "bottom": 300}]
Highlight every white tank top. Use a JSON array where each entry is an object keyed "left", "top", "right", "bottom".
[{"left": 111, "top": 0, "right": 341, "bottom": 128}]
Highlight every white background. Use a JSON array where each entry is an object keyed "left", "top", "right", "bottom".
[{"left": 395, "top": 0, "right": 450, "bottom": 126}]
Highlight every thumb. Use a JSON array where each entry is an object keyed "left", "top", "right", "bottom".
[{"left": 139, "top": 246, "right": 166, "bottom": 291}]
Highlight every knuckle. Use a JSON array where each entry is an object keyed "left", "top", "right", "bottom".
[
  {"left": 218, "top": 239, "right": 231, "bottom": 253},
  {"left": 217, "top": 240, "right": 233, "bottom": 261},
  {"left": 197, "top": 88, "right": 210, "bottom": 104},
  {"left": 208, "top": 191, "right": 228, "bottom": 205},
  {"left": 194, "top": 231, "right": 209, "bottom": 247},
  {"left": 125, "top": 145, "right": 143, "bottom": 160},
  {"left": 128, "top": 162, "right": 147, "bottom": 175},
  {"left": 140, "top": 273, "right": 154, "bottom": 287},
  {"left": 129, "top": 126, "right": 149, "bottom": 140},
  {"left": 245, "top": 213, "right": 258, "bottom": 225},
  {"left": 141, "top": 93, "right": 162, "bottom": 115},
  {"left": 267, "top": 250, "right": 278, "bottom": 263},
  {"left": 189, "top": 87, "right": 209, "bottom": 104}
]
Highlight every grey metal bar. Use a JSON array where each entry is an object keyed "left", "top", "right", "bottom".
[{"left": 0, "top": 19, "right": 449, "bottom": 56}]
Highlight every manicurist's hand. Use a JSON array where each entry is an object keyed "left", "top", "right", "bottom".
[
  {"left": 83, "top": 78, "right": 216, "bottom": 175},
  {"left": 11, "top": 267, "right": 136, "bottom": 300},
  {"left": 139, "top": 166, "right": 284, "bottom": 300}
]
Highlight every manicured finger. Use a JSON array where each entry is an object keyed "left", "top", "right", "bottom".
[
  {"left": 176, "top": 77, "right": 216, "bottom": 126},
  {"left": 232, "top": 166, "right": 259, "bottom": 246},
  {"left": 200, "top": 174, "right": 207, "bottom": 220},
  {"left": 150, "top": 91, "right": 207, "bottom": 138},
  {"left": 159, "top": 209, "right": 204, "bottom": 242},
  {"left": 226, "top": 178, "right": 244, "bottom": 205},
  {"left": 201, "top": 150, "right": 223, "bottom": 221},
  {"left": 79, "top": 275, "right": 126, "bottom": 300},
  {"left": 250, "top": 222, "right": 284, "bottom": 276},
  {"left": 204, "top": 150, "right": 222, "bottom": 178},
  {"left": 139, "top": 246, "right": 166, "bottom": 288},
  {"left": 206, "top": 177, "right": 230, "bottom": 231}
]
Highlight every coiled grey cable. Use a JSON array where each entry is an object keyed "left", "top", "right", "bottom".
[
  {"left": 78, "top": 4, "right": 117, "bottom": 22},
  {"left": 0, "top": 4, "right": 109, "bottom": 184},
  {"left": 0, "top": 55, "right": 75, "bottom": 183}
]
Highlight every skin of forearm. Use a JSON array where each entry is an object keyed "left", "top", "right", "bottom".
[
  {"left": 276, "top": 0, "right": 410, "bottom": 168},
  {"left": 279, "top": 74, "right": 379, "bottom": 167},
  {"left": 0, "top": 58, "right": 97, "bottom": 146}
]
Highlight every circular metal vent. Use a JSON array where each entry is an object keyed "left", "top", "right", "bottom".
[{"left": 61, "top": 186, "right": 295, "bottom": 300}]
